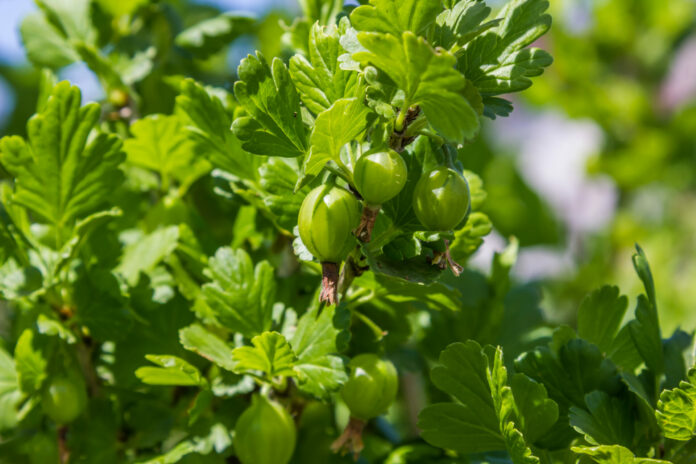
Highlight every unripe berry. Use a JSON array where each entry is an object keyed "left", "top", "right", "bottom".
[
  {"left": 413, "top": 167, "right": 470, "bottom": 231},
  {"left": 234, "top": 395, "right": 296, "bottom": 464}
]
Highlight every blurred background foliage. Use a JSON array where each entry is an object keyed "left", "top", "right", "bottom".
[{"left": 0, "top": 0, "right": 694, "bottom": 341}]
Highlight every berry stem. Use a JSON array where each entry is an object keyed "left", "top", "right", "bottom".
[
  {"left": 330, "top": 417, "right": 366, "bottom": 459},
  {"left": 355, "top": 204, "right": 381, "bottom": 243},
  {"left": 320, "top": 262, "right": 340, "bottom": 305}
]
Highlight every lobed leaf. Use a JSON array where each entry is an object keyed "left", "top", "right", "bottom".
[
  {"left": 201, "top": 247, "right": 276, "bottom": 339},
  {"left": 354, "top": 31, "right": 479, "bottom": 142},
  {"left": 233, "top": 52, "right": 308, "bottom": 157},
  {"left": 289, "top": 20, "right": 361, "bottom": 115},
  {"left": 231, "top": 331, "right": 297, "bottom": 379},
  {"left": 0, "top": 82, "right": 124, "bottom": 247}
]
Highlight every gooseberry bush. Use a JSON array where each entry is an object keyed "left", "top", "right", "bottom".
[{"left": 0, "top": 0, "right": 695, "bottom": 463}]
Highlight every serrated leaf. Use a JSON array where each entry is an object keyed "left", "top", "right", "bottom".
[
  {"left": 231, "top": 332, "right": 297, "bottom": 379},
  {"left": 201, "top": 247, "right": 275, "bottom": 339},
  {"left": 656, "top": 367, "right": 696, "bottom": 440},
  {"left": 628, "top": 295, "right": 664, "bottom": 377},
  {"left": 37, "top": 0, "right": 96, "bottom": 43},
  {"left": 572, "top": 445, "right": 669, "bottom": 464},
  {"left": 449, "top": 212, "right": 492, "bottom": 262},
  {"left": 569, "top": 391, "right": 634, "bottom": 447},
  {"left": 0, "top": 347, "right": 21, "bottom": 431},
  {"left": 509, "top": 373, "right": 559, "bottom": 444},
  {"left": 457, "top": 0, "right": 552, "bottom": 96},
  {"left": 290, "top": 304, "right": 350, "bottom": 399},
  {"left": 138, "top": 423, "right": 232, "bottom": 464},
  {"left": 350, "top": 0, "right": 441, "bottom": 37},
  {"left": 432, "top": 0, "right": 499, "bottom": 50},
  {"left": 233, "top": 53, "right": 308, "bottom": 157},
  {"left": 123, "top": 114, "right": 203, "bottom": 189},
  {"left": 418, "top": 341, "right": 553, "bottom": 462},
  {"left": 577, "top": 286, "right": 629, "bottom": 355},
  {"left": 354, "top": 31, "right": 479, "bottom": 142},
  {"left": 180, "top": 324, "right": 236, "bottom": 372},
  {"left": 627, "top": 246, "right": 663, "bottom": 377},
  {"left": 117, "top": 226, "right": 180, "bottom": 286},
  {"left": 0, "top": 82, "right": 124, "bottom": 247},
  {"left": 177, "top": 79, "right": 260, "bottom": 181},
  {"left": 20, "top": 12, "right": 78, "bottom": 68},
  {"left": 14, "top": 329, "right": 47, "bottom": 395},
  {"left": 258, "top": 159, "right": 309, "bottom": 232},
  {"left": 298, "top": 0, "right": 343, "bottom": 25},
  {"left": 135, "top": 355, "right": 205, "bottom": 387},
  {"left": 289, "top": 21, "right": 361, "bottom": 115},
  {"left": 304, "top": 98, "right": 375, "bottom": 176},
  {"left": 175, "top": 13, "right": 255, "bottom": 59},
  {"left": 483, "top": 96, "right": 514, "bottom": 119},
  {"left": 515, "top": 339, "right": 617, "bottom": 410}
]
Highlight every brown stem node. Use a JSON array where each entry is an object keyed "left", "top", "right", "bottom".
[
  {"left": 432, "top": 240, "right": 463, "bottom": 276},
  {"left": 320, "top": 262, "right": 339, "bottom": 305},
  {"left": 330, "top": 417, "right": 366, "bottom": 460},
  {"left": 354, "top": 205, "right": 380, "bottom": 243}
]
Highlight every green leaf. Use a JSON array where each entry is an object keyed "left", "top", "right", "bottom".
[
  {"left": 656, "top": 367, "right": 696, "bottom": 440},
  {"left": 0, "top": 347, "right": 21, "bottom": 430},
  {"left": 628, "top": 295, "right": 664, "bottom": 377},
  {"left": 515, "top": 339, "right": 617, "bottom": 410},
  {"left": 418, "top": 341, "right": 554, "bottom": 462},
  {"left": 123, "top": 114, "right": 202, "bottom": 189},
  {"left": 509, "top": 373, "right": 559, "bottom": 444},
  {"left": 627, "top": 246, "right": 665, "bottom": 378},
  {"left": 233, "top": 52, "right": 308, "bottom": 157},
  {"left": 632, "top": 244, "right": 657, "bottom": 310},
  {"left": 232, "top": 331, "right": 297, "bottom": 379},
  {"left": 258, "top": 159, "right": 310, "bottom": 232},
  {"left": 36, "top": 0, "right": 96, "bottom": 43},
  {"left": 457, "top": 0, "right": 552, "bottom": 96},
  {"left": 36, "top": 314, "right": 76, "bottom": 344},
  {"left": 175, "top": 13, "right": 255, "bottom": 59},
  {"left": 432, "top": 1, "right": 500, "bottom": 50},
  {"left": 298, "top": 0, "right": 343, "bottom": 24},
  {"left": 14, "top": 329, "right": 47, "bottom": 395},
  {"left": 350, "top": 0, "right": 442, "bottom": 37},
  {"left": 354, "top": 32, "right": 479, "bottom": 142},
  {"left": 179, "top": 324, "right": 236, "bottom": 372},
  {"left": 572, "top": 445, "right": 669, "bottom": 464},
  {"left": 135, "top": 355, "right": 206, "bottom": 387},
  {"left": 0, "top": 82, "right": 124, "bottom": 246},
  {"left": 449, "top": 212, "right": 492, "bottom": 262},
  {"left": 577, "top": 286, "right": 629, "bottom": 355},
  {"left": 201, "top": 247, "right": 276, "bottom": 339},
  {"left": 138, "top": 423, "right": 232, "bottom": 464},
  {"left": 290, "top": 304, "right": 350, "bottom": 399},
  {"left": 19, "top": 12, "right": 78, "bottom": 68},
  {"left": 116, "top": 226, "right": 180, "bottom": 286},
  {"left": 289, "top": 21, "right": 361, "bottom": 114},
  {"left": 96, "top": 0, "right": 149, "bottom": 17},
  {"left": 569, "top": 391, "right": 634, "bottom": 447},
  {"left": 304, "top": 98, "right": 375, "bottom": 176},
  {"left": 177, "top": 79, "right": 260, "bottom": 181}
]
